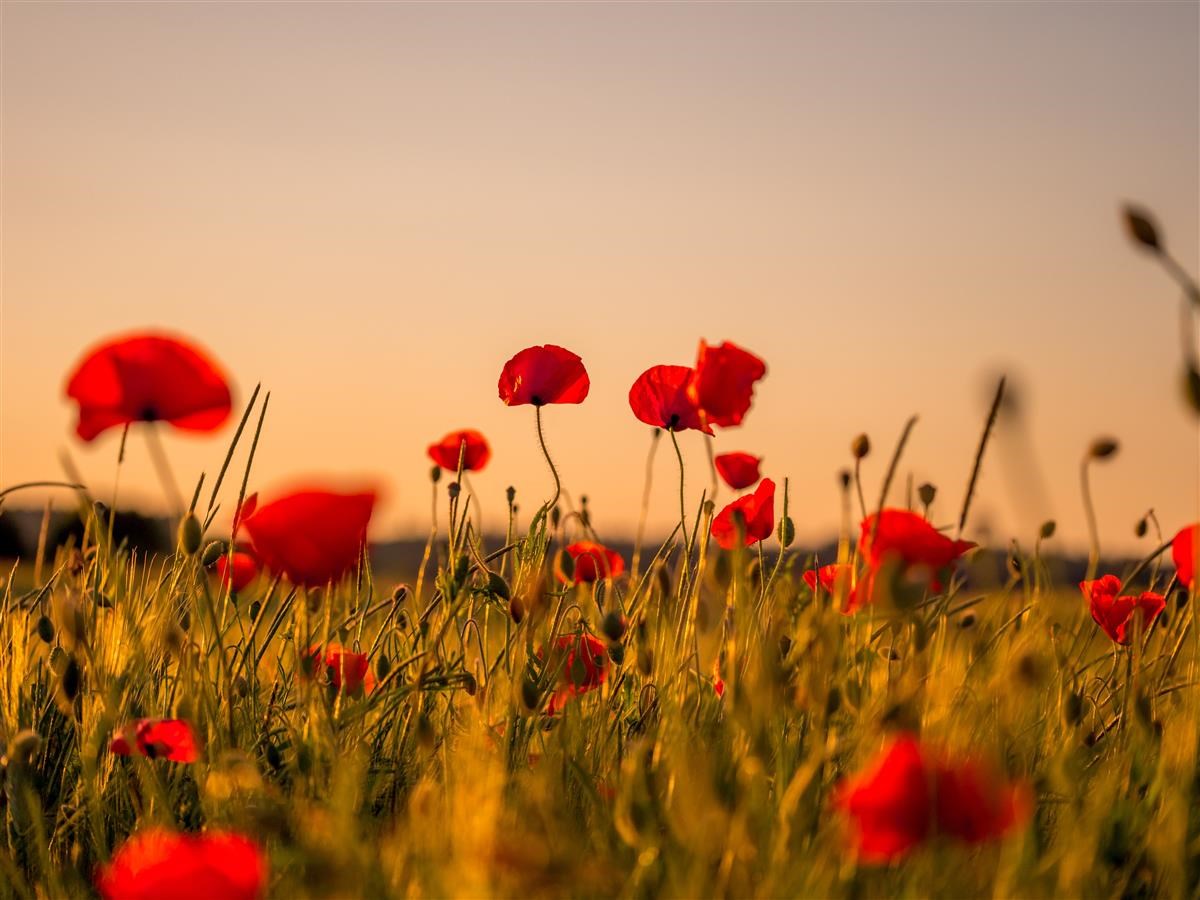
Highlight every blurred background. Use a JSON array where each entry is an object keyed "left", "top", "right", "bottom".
[{"left": 2, "top": 1, "right": 1197, "bottom": 555}]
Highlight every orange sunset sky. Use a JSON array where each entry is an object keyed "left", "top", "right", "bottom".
[{"left": 2, "top": 1, "right": 1197, "bottom": 554}]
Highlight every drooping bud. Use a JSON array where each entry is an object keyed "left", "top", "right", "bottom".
[
  {"left": 601, "top": 611, "right": 627, "bottom": 642},
  {"left": 35, "top": 616, "right": 55, "bottom": 644},
  {"left": 851, "top": 434, "right": 871, "bottom": 460},
  {"left": 1089, "top": 437, "right": 1119, "bottom": 460},
  {"left": 1134, "top": 517, "right": 1148, "bottom": 538},
  {"left": 1039, "top": 520, "right": 1057, "bottom": 540},
  {"left": 838, "top": 469, "right": 851, "bottom": 490},
  {"left": 201, "top": 540, "right": 226, "bottom": 567},
  {"left": 430, "top": 465, "right": 442, "bottom": 484},
  {"left": 1122, "top": 205, "right": 1161, "bottom": 253},
  {"left": 487, "top": 572, "right": 511, "bottom": 601},
  {"left": 509, "top": 596, "right": 525, "bottom": 624},
  {"left": 177, "top": 513, "right": 202, "bottom": 556}
]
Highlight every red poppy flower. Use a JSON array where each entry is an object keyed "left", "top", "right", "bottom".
[
  {"left": 714, "top": 452, "right": 762, "bottom": 490},
  {"left": 427, "top": 429, "right": 491, "bottom": 472},
  {"left": 544, "top": 632, "right": 608, "bottom": 715},
  {"left": 558, "top": 541, "right": 625, "bottom": 584},
  {"left": 834, "top": 734, "right": 1029, "bottom": 864},
  {"left": 710, "top": 478, "right": 776, "bottom": 549},
  {"left": 688, "top": 340, "right": 767, "bottom": 429},
  {"left": 498, "top": 345, "right": 590, "bottom": 407},
  {"left": 628, "top": 365, "right": 712, "bottom": 434},
  {"left": 96, "top": 828, "right": 267, "bottom": 900},
  {"left": 1172, "top": 524, "right": 1197, "bottom": 590},
  {"left": 1080, "top": 575, "right": 1166, "bottom": 645},
  {"left": 304, "top": 643, "right": 376, "bottom": 696},
  {"left": 804, "top": 563, "right": 861, "bottom": 614},
  {"left": 859, "top": 510, "right": 976, "bottom": 574},
  {"left": 239, "top": 488, "right": 375, "bottom": 588},
  {"left": 65, "top": 332, "right": 233, "bottom": 442},
  {"left": 109, "top": 719, "right": 200, "bottom": 763},
  {"left": 213, "top": 551, "right": 258, "bottom": 592}
]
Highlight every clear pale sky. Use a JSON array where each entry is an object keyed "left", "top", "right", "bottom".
[{"left": 2, "top": 1, "right": 1197, "bottom": 554}]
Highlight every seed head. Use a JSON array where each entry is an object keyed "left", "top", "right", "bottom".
[
  {"left": 917, "top": 483, "right": 936, "bottom": 507},
  {"left": 1122, "top": 205, "right": 1161, "bottom": 253},
  {"left": 1089, "top": 437, "right": 1119, "bottom": 460},
  {"left": 851, "top": 434, "right": 871, "bottom": 460}
]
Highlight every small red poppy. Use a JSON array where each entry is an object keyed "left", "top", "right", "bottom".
[
  {"left": 859, "top": 510, "right": 976, "bottom": 574},
  {"left": 96, "top": 828, "right": 267, "bottom": 900},
  {"left": 804, "top": 563, "right": 861, "bottom": 614},
  {"left": 65, "top": 332, "right": 233, "bottom": 442},
  {"left": 834, "top": 734, "right": 1029, "bottom": 864},
  {"left": 1172, "top": 524, "right": 1197, "bottom": 590},
  {"left": 714, "top": 452, "right": 762, "bottom": 490},
  {"left": 628, "top": 365, "right": 712, "bottom": 434},
  {"left": 498, "top": 345, "right": 590, "bottom": 407},
  {"left": 239, "top": 488, "right": 375, "bottom": 588},
  {"left": 688, "top": 340, "right": 767, "bottom": 429},
  {"left": 559, "top": 541, "right": 625, "bottom": 584},
  {"left": 544, "top": 632, "right": 609, "bottom": 715},
  {"left": 710, "top": 478, "right": 776, "bottom": 549},
  {"left": 427, "top": 429, "right": 491, "bottom": 472},
  {"left": 214, "top": 551, "right": 258, "bottom": 592},
  {"left": 303, "top": 643, "right": 376, "bottom": 696},
  {"left": 109, "top": 719, "right": 200, "bottom": 763},
  {"left": 1080, "top": 575, "right": 1166, "bottom": 645}
]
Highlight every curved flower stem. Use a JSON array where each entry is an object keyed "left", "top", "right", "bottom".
[
  {"left": 630, "top": 429, "right": 661, "bottom": 583},
  {"left": 703, "top": 433, "right": 719, "bottom": 503},
  {"left": 1081, "top": 458, "right": 1101, "bottom": 582},
  {"left": 535, "top": 405, "right": 561, "bottom": 518},
  {"left": 669, "top": 429, "right": 692, "bottom": 567}
]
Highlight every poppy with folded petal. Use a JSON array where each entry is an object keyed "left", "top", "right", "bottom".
[
  {"left": 239, "top": 488, "right": 375, "bottom": 588},
  {"left": 304, "top": 643, "right": 377, "bottom": 696},
  {"left": 65, "top": 332, "right": 232, "bottom": 442},
  {"left": 860, "top": 509, "right": 976, "bottom": 573},
  {"left": 558, "top": 540, "right": 625, "bottom": 584},
  {"left": 711, "top": 478, "right": 776, "bottom": 549},
  {"left": 544, "top": 632, "right": 609, "bottom": 715},
  {"left": 498, "top": 345, "right": 590, "bottom": 407},
  {"left": 96, "top": 828, "right": 267, "bottom": 900},
  {"left": 427, "top": 429, "right": 491, "bottom": 473},
  {"left": 804, "top": 563, "right": 861, "bottom": 614},
  {"left": 1080, "top": 575, "right": 1166, "bottom": 645},
  {"left": 214, "top": 551, "right": 258, "bottom": 592},
  {"left": 109, "top": 719, "right": 200, "bottom": 763},
  {"left": 689, "top": 340, "right": 767, "bottom": 429},
  {"left": 834, "top": 734, "right": 1029, "bottom": 863},
  {"left": 1172, "top": 524, "right": 1197, "bottom": 590},
  {"left": 628, "top": 365, "right": 712, "bottom": 434},
  {"left": 714, "top": 452, "right": 762, "bottom": 490}
]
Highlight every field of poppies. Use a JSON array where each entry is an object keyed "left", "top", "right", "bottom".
[{"left": 1, "top": 208, "right": 1199, "bottom": 898}]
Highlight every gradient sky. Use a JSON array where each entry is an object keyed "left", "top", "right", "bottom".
[{"left": 2, "top": 1, "right": 1197, "bottom": 555}]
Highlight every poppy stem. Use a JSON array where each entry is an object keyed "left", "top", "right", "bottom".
[
  {"left": 144, "top": 423, "right": 185, "bottom": 517},
  {"left": 703, "top": 434, "right": 719, "bottom": 502},
  {"left": 535, "top": 406, "right": 561, "bottom": 518},
  {"left": 669, "top": 429, "right": 693, "bottom": 566},
  {"left": 630, "top": 429, "right": 661, "bottom": 583},
  {"left": 1081, "top": 458, "right": 1100, "bottom": 582}
]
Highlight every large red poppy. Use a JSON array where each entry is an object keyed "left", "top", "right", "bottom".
[
  {"left": 544, "top": 632, "right": 609, "bottom": 715},
  {"left": 498, "top": 345, "right": 590, "bottom": 407},
  {"left": 711, "top": 478, "right": 776, "bottom": 549},
  {"left": 834, "top": 734, "right": 1029, "bottom": 863},
  {"left": 628, "top": 365, "right": 712, "bottom": 434},
  {"left": 304, "top": 643, "right": 376, "bottom": 696},
  {"left": 688, "top": 340, "right": 767, "bottom": 429},
  {"left": 239, "top": 488, "right": 375, "bottom": 588},
  {"left": 1080, "top": 575, "right": 1166, "bottom": 645},
  {"left": 109, "top": 719, "right": 200, "bottom": 763},
  {"left": 558, "top": 540, "right": 625, "bottom": 584},
  {"left": 804, "top": 563, "right": 861, "bottom": 614},
  {"left": 859, "top": 510, "right": 976, "bottom": 573},
  {"left": 214, "top": 551, "right": 259, "bottom": 592},
  {"left": 714, "top": 452, "right": 762, "bottom": 490},
  {"left": 1172, "top": 524, "right": 1197, "bottom": 590},
  {"left": 96, "top": 828, "right": 267, "bottom": 900},
  {"left": 65, "top": 332, "right": 233, "bottom": 442},
  {"left": 427, "top": 429, "right": 491, "bottom": 472}
]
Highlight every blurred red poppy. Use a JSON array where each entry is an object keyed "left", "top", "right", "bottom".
[
  {"left": 859, "top": 510, "right": 975, "bottom": 575},
  {"left": 688, "top": 340, "right": 767, "bottom": 429},
  {"left": 214, "top": 551, "right": 258, "bottom": 592},
  {"left": 109, "top": 719, "right": 200, "bottom": 763},
  {"left": 498, "top": 345, "right": 589, "bottom": 407},
  {"left": 1172, "top": 524, "right": 1197, "bottom": 590},
  {"left": 714, "top": 452, "right": 762, "bottom": 490},
  {"left": 1080, "top": 575, "right": 1165, "bottom": 645},
  {"left": 804, "top": 563, "right": 861, "bottom": 614},
  {"left": 559, "top": 541, "right": 625, "bottom": 584},
  {"left": 239, "top": 488, "right": 375, "bottom": 588},
  {"left": 65, "top": 332, "right": 232, "bottom": 442},
  {"left": 544, "top": 632, "right": 608, "bottom": 715},
  {"left": 628, "top": 365, "right": 712, "bottom": 434},
  {"left": 711, "top": 478, "right": 776, "bottom": 549},
  {"left": 96, "top": 828, "right": 267, "bottom": 900},
  {"left": 304, "top": 643, "right": 376, "bottom": 696},
  {"left": 427, "top": 429, "right": 491, "bottom": 472},
  {"left": 834, "top": 734, "right": 1029, "bottom": 863}
]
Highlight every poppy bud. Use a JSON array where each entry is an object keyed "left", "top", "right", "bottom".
[
  {"left": 201, "top": 541, "right": 226, "bottom": 567},
  {"left": 266, "top": 742, "right": 283, "bottom": 771},
  {"left": 447, "top": 481, "right": 461, "bottom": 500},
  {"left": 506, "top": 486, "right": 516, "bottom": 505},
  {"left": 550, "top": 506, "right": 561, "bottom": 529},
  {"left": 1177, "top": 590, "right": 1188, "bottom": 610},
  {"left": 1089, "top": 437, "right": 1119, "bottom": 460},
  {"left": 958, "top": 611, "right": 977, "bottom": 629},
  {"left": 778, "top": 516, "right": 795, "bottom": 548},
  {"left": 60, "top": 657, "right": 81, "bottom": 702},
  {"left": 1135, "top": 518, "right": 1148, "bottom": 538},
  {"left": 601, "top": 611, "right": 627, "bottom": 642},
  {"left": 431, "top": 466, "right": 442, "bottom": 484},
  {"left": 177, "top": 513, "right": 202, "bottom": 556},
  {"left": 917, "top": 483, "right": 936, "bottom": 507},
  {"left": 35, "top": 616, "right": 54, "bottom": 644},
  {"left": 838, "top": 469, "right": 851, "bottom": 490},
  {"left": 520, "top": 677, "right": 541, "bottom": 711},
  {"left": 462, "top": 672, "right": 478, "bottom": 696},
  {"left": 825, "top": 687, "right": 842, "bottom": 717},
  {"left": 851, "top": 434, "right": 871, "bottom": 459},
  {"left": 1040, "top": 520, "right": 1056, "bottom": 540},
  {"left": 1065, "top": 692, "right": 1084, "bottom": 725},
  {"left": 703, "top": 499, "right": 715, "bottom": 517},
  {"left": 608, "top": 643, "right": 625, "bottom": 665},
  {"left": 509, "top": 596, "right": 525, "bottom": 624},
  {"left": 556, "top": 549, "right": 575, "bottom": 583},
  {"left": 487, "top": 572, "right": 511, "bottom": 601},
  {"left": 7, "top": 729, "right": 41, "bottom": 766},
  {"left": 234, "top": 676, "right": 249, "bottom": 698},
  {"left": 249, "top": 600, "right": 262, "bottom": 622},
  {"left": 1122, "top": 205, "right": 1161, "bottom": 252}
]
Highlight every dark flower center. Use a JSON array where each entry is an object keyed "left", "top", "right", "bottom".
[{"left": 139, "top": 405, "right": 160, "bottom": 422}]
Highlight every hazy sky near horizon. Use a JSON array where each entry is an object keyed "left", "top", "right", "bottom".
[{"left": 2, "top": 1, "right": 1197, "bottom": 554}]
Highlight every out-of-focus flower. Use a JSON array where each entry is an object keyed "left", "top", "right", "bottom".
[
  {"left": 96, "top": 828, "right": 267, "bottom": 900},
  {"left": 109, "top": 719, "right": 200, "bottom": 764},
  {"left": 303, "top": 643, "right": 376, "bottom": 696},
  {"left": 558, "top": 541, "right": 625, "bottom": 584},
  {"left": 427, "top": 429, "right": 491, "bottom": 472},
  {"left": 1080, "top": 575, "right": 1166, "bottom": 645},
  {"left": 804, "top": 563, "right": 861, "bottom": 614},
  {"left": 714, "top": 452, "right": 762, "bottom": 490},
  {"left": 711, "top": 479, "right": 776, "bottom": 549},
  {"left": 1172, "top": 524, "right": 1197, "bottom": 590},
  {"left": 544, "top": 632, "right": 608, "bottom": 715},
  {"left": 214, "top": 551, "right": 259, "bottom": 592}
]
